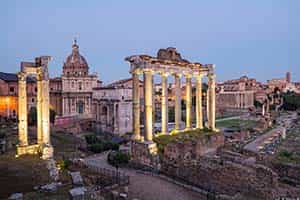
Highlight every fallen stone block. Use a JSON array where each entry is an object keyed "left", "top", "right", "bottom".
[
  {"left": 69, "top": 187, "right": 87, "bottom": 200},
  {"left": 70, "top": 171, "right": 84, "bottom": 186},
  {"left": 8, "top": 193, "right": 23, "bottom": 200},
  {"left": 40, "top": 182, "right": 62, "bottom": 193}
]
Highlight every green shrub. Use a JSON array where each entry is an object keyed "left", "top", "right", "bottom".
[
  {"left": 57, "top": 159, "right": 71, "bottom": 170},
  {"left": 89, "top": 142, "right": 119, "bottom": 153},
  {"left": 85, "top": 134, "right": 98, "bottom": 144},
  {"left": 108, "top": 151, "right": 130, "bottom": 167}
]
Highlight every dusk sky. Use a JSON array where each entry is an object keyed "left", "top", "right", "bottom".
[{"left": 0, "top": 0, "right": 298, "bottom": 84}]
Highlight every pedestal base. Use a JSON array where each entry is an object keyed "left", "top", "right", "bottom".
[
  {"left": 131, "top": 141, "right": 159, "bottom": 169},
  {"left": 16, "top": 144, "right": 53, "bottom": 160}
]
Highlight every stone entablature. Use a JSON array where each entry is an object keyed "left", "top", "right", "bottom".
[{"left": 61, "top": 75, "right": 98, "bottom": 93}]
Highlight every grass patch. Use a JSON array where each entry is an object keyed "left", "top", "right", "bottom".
[
  {"left": 153, "top": 128, "right": 218, "bottom": 154},
  {"left": 216, "top": 119, "right": 257, "bottom": 128},
  {"left": 276, "top": 150, "right": 300, "bottom": 164}
]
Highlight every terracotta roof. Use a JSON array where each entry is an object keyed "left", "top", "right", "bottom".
[{"left": 0, "top": 72, "right": 35, "bottom": 82}]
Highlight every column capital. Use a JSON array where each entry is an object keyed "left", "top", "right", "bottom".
[
  {"left": 208, "top": 73, "right": 216, "bottom": 79},
  {"left": 132, "top": 68, "right": 143, "bottom": 75},
  {"left": 184, "top": 74, "right": 192, "bottom": 79},
  {"left": 143, "top": 69, "right": 155, "bottom": 75},
  {"left": 195, "top": 73, "right": 204, "bottom": 80},
  {"left": 160, "top": 72, "right": 169, "bottom": 77},
  {"left": 173, "top": 73, "right": 182, "bottom": 78},
  {"left": 17, "top": 72, "right": 26, "bottom": 81}
]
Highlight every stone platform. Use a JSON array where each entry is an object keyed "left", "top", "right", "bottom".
[
  {"left": 17, "top": 144, "right": 53, "bottom": 160},
  {"left": 131, "top": 141, "right": 159, "bottom": 169}
]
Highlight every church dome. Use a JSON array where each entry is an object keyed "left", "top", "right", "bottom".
[{"left": 63, "top": 39, "right": 89, "bottom": 76}]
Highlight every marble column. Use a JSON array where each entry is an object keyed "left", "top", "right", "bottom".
[
  {"left": 41, "top": 80, "right": 50, "bottom": 145},
  {"left": 196, "top": 75, "right": 203, "bottom": 129},
  {"left": 144, "top": 71, "right": 153, "bottom": 141},
  {"left": 17, "top": 72, "right": 28, "bottom": 146},
  {"left": 37, "top": 77, "right": 43, "bottom": 144},
  {"left": 161, "top": 73, "right": 168, "bottom": 135},
  {"left": 207, "top": 74, "right": 216, "bottom": 131},
  {"left": 185, "top": 75, "right": 192, "bottom": 130},
  {"left": 132, "top": 71, "right": 141, "bottom": 140},
  {"left": 174, "top": 74, "right": 182, "bottom": 131}
]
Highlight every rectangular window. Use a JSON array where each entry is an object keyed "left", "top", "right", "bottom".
[{"left": 9, "top": 87, "right": 14, "bottom": 93}]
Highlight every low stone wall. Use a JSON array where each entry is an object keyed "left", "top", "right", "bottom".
[
  {"left": 272, "top": 162, "right": 300, "bottom": 184},
  {"left": 161, "top": 156, "right": 279, "bottom": 199},
  {"left": 131, "top": 141, "right": 159, "bottom": 169},
  {"left": 163, "top": 133, "right": 225, "bottom": 161}
]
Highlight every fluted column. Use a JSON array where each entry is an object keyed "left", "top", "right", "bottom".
[
  {"left": 161, "top": 73, "right": 168, "bottom": 135},
  {"left": 144, "top": 70, "right": 153, "bottom": 141},
  {"left": 37, "top": 78, "right": 43, "bottom": 144},
  {"left": 132, "top": 71, "right": 141, "bottom": 140},
  {"left": 185, "top": 75, "right": 192, "bottom": 130},
  {"left": 208, "top": 74, "right": 216, "bottom": 131},
  {"left": 174, "top": 74, "right": 182, "bottom": 131},
  {"left": 41, "top": 79, "right": 51, "bottom": 145},
  {"left": 196, "top": 74, "right": 203, "bottom": 129},
  {"left": 17, "top": 72, "right": 28, "bottom": 146}
]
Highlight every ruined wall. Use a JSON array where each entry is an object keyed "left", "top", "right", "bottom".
[
  {"left": 160, "top": 139, "right": 279, "bottom": 200},
  {"left": 272, "top": 162, "right": 300, "bottom": 184}
]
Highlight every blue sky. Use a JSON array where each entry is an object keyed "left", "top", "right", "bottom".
[{"left": 0, "top": 0, "right": 298, "bottom": 83}]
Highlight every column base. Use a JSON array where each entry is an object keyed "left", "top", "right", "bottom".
[
  {"left": 40, "top": 144, "right": 54, "bottom": 160},
  {"left": 16, "top": 144, "right": 53, "bottom": 160},
  {"left": 131, "top": 140, "right": 159, "bottom": 169}
]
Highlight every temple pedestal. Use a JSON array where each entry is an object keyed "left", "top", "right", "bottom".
[
  {"left": 16, "top": 144, "right": 53, "bottom": 159},
  {"left": 131, "top": 141, "right": 159, "bottom": 169}
]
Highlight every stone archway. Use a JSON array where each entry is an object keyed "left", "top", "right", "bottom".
[{"left": 17, "top": 56, "right": 53, "bottom": 160}]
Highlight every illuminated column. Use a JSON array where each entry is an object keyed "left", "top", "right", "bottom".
[
  {"left": 144, "top": 70, "right": 153, "bottom": 141},
  {"left": 206, "top": 82, "right": 210, "bottom": 128},
  {"left": 41, "top": 79, "right": 50, "bottom": 145},
  {"left": 17, "top": 72, "right": 28, "bottom": 146},
  {"left": 174, "top": 74, "right": 182, "bottom": 131},
  {"left": 132, "top": 71, "right": 141, "bottom": 140},
  {"left": 208, "top": 73, "right": 216, "bottom": 130},
  {"left": 37, "top": 78, "right": 43, "bottom": 144},
  {"left": 161, "top": 73, "right": 168, "bottom": 135},
  {"left": 196, "top": 74, "right": 203, "bottom": 129},
  {"left": 185, "top": 75, "right": 192, "bottom": 130}
]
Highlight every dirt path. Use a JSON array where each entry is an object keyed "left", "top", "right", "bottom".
[{"left": 84, "top": 152, "right": 204, "bottom": 200}]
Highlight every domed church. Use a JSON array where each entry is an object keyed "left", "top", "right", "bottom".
[{"left": 51, "top": 39, "right": 100, "bottom": 119}]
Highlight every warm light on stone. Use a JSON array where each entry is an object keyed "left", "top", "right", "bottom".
[{"left": 17, "top": 56, "right": 53, "bottom": 160}]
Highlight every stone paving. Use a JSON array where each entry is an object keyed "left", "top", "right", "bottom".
[{"left": 84, "top": 152, "right": 204, "bottom": 200}]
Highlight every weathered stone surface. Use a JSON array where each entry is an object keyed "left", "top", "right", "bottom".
[
  {"left": 8, "top": 193, "right": 23, "bottom": 200},
  {"left": 40, "top": 182, "right": 62, "bottom": 193},
  {"left": 70, "top": 171, "right": 84, "bottom": 186},
  {"left": 272, "top": 162, "right": 300, "bottom": 183},
  {"left": 69, "top": 187, "right": 87, "bottom": 200},
  {"left": 163, "top": 133, "right": 225, "bottom": 162},
  {"left": 157, "top": 47, "right": 189, "bottom": 63},
  {"left": 46, "top": 159, "right": 59, "bottom": 181},
  {"left": 131, "top": 141, "right": 159, "bottom": 169},
  {"left": 161, "top": 153, "right": 279, "bottom": 200}
]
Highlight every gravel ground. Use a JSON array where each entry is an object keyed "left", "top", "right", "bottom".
[{"left": 84, "top": 152, "right": 205, "bottom": 200}]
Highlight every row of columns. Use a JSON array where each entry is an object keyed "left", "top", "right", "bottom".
[
  {"left": 132, "top": 70, "right": 216, "bottom": 142},
  {"left": 18, "top": 71, "right": 51, "bottom": 148}
]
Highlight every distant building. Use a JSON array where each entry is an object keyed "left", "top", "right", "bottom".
[
  {"left": 217, "top": 76, "right": 257, "bottom": 110},
  {"left": 92, "top": 78, "right": 143, "bottom": 135}
]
